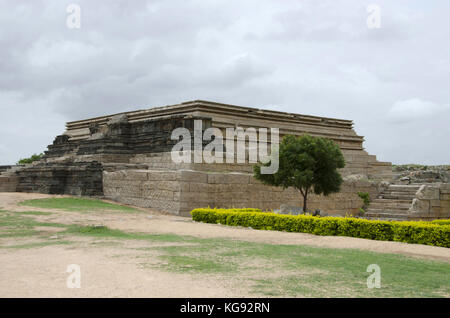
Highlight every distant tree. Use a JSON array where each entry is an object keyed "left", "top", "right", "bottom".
[
  {"left": 17, "top": 153, "right": 44, "bottom": 165},
  {"left": 253, "top": 134, "right": 345, "bottom": 213}
]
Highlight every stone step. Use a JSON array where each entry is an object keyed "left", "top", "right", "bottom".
[
  {"left": 365, "top": 208, "right": 410, "bottom": 215},
  {"left": 365, "top": 211, "right": 410, "bottom": 219},
  {"left": 372, "top": 198, "right": 412, "bottom": 204},
  {"left": 364, "top": 183, "right": 430, "bottom": 221},
  {"left": 381, "top": 192, "right": 416, "bottom": 197},
  {"left": 368, "top": 202, "right": 411, "bottom": 209},
  {"left": 387, "top": 185, "right": 421, "bottom": 191},
  {"left": 382, "top": 188, "right": 417, "bottom": 192},
  {"left": 389, "top": 184, "right": 422, "bottom": 188},
  {"left": 380, "top": 194, "right": 416, "bottom": 200},
  {"left": 365, "top": 214, "right": 409, "bottom": 221},
  {"left": 384, "top": 190, "right": 418, "bottom": 195}
]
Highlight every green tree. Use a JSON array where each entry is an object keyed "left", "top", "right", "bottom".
[{"left": 254, "top": 134, "right": 345, "bottom": 213}]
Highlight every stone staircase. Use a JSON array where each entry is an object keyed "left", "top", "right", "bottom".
[{"left": 365, "top": 184, "right": 421, "bottom": 221}]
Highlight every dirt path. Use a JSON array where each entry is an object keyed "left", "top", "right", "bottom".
[
  {"left": 0, "top": 241, "right": 244, "bottom": 297},
  {"left": 1, "top": 192, "right": 449, "bottom": 298},
  {"left": 1, "top": 192, "right": 449, "bottom": 262}
]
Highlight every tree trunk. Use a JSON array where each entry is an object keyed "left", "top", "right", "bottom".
[
  {"left": 303, "top": 189, "right": 308, "bottom": 213},
  {"left": 299, "top": 188, "right": 308, "bottom": 213}
]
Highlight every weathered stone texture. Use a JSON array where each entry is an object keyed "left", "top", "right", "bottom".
[
  {"left": 103, "top": 170, "right": 182, "bottom": 214},
  {"left": 103, "top": 169, "right": 372, "bottom": 216},
  {"left": 0, "top": 176, "right": 19, "bottom": 192},
  {"left": 394, "top": 165, "right": 450, "bottom": 184},
  {"left": 409, "top": 183, "right": 450, "bottom": 220},
  {"left": 2, "top": 100, "right": 398, "bottom": 217},
  {"left": 15, "top": 161, "right": 103, "bottom": 196}
]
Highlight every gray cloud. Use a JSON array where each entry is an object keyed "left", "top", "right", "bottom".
[
  {"left": 1, "top": 0, "right": 450, "bottom": 165},
  {"left": 387, "top": 98, "right": 450, "bottom": 124}
]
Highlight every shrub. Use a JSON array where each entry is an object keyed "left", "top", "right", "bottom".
[
  {"left": 17, "top": 153, "right": 44, "bottom": 165},
  {"left": 357, "top": 192, "right": 371, "bottom": 206},
  {"left": 190, "top": 209, "right": 450, "bottom": 247},
  {"left": 431, "top": 219, "right": 450, "bottom": 226},
  {"left": 194, "top": 208, "right": 262, "bottom": 213}
]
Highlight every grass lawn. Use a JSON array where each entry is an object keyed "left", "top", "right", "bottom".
[
  {"left": 18, "top": 197, "right": 140, "bottom": 212},
  {"left": 0, "top": 210, "right": 66, "bottom": 239},
  {"left": 1, "top": 200, "right": 449, "bottom": 297},
  {"left": 143, "top": 236, "right": 450, "bottom": 297}
]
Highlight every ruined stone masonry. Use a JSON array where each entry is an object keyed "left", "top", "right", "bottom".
[
  {"left": 364, "top": 166, "right": 450, "bottom": 220},
  {"left": 0, "top": 100, "right": 448, "bottom": 220}
]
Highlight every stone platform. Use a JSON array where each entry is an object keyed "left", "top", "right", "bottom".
[{"left": 0, "top": 100, "right": 396, "bottom": 217}]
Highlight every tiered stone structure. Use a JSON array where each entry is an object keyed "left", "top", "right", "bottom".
[{"left": 1, "top": 100, "right": 394, "bottom": 216}]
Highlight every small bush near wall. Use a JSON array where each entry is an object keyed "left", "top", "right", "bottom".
[
  {"left": 357, "top": 192, "right": 371, "bottom": 206},
  {"left": 17, "top": 153, "right": 44, "bottom": 165},
  {"left": 191, "top": 209, "right": 450, "bottom": 247},
  {"left": 431, "top": 219, "right": 450, "bottom": 226},
  {"left": 194, "top": 208, "right": 262, "bottom": 213}
]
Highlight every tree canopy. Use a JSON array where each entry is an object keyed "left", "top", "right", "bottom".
[{"left": 253, "top": 134, "right": 345, "bottom": 212}]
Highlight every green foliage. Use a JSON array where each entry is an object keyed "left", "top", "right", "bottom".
[
  {"left": 192, "top": 208, "right": 261, "bottom": 213},
  {"left": 158, "top": 255, "right": 233, "bottom": 273},
  {"left": 431, "top": 219, "right": 450, "bottom": 225},
  {"left": 253, "top": 134, "right": 345, "bottom": 212},
  {"left": 359, "top": 207, "right": 366, "bottom": 216},
  {"left": 152, "top": 231, "right": 450, "bottom": 297},
  {"left": 357, "top": 192, "right": 371, "bottom": 206},
  {"left": 17, "top": 153, "right": 44, "bottom": 165},
  {"left": 64, "top": 225, "right": 129, "bottom": 237},
  {"left": 191, "top": 208, "right": 450, "bottom": 247},
  {"left": 1, "top": 210, "right": 448, "bottom": 296},
  {"left": 64, "top": 224, "right": 194, "bottom": 243},
  {"left": 0, "top": 210, "right": 65, "bottom": 239}
]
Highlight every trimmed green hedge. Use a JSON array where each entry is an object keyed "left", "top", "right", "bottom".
[
  {"left": 431, "top": 219, "right": 450, "bottom": 226},
  {"left": 193, "top": 208, "right": 262, "bottom": 213},
  {"left": 191, "top": 209, "right": 450, "bottom": 247}
]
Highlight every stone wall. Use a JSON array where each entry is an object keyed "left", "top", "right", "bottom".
[
  {"left": 103, "top": 169, "right": 376, "bottom": 217},
  {"left": 0, "top": 165, "right": 22, "bottom": 192},
  {"left": 15, "top": 161, "right": 103, "bottom": 196},
  {"left": 103, "top": 169, "right": 182, "bottom": 213},
  {"left": 0, "top": 165, "right": 13, "bottom": 173},
  {"left": 409, "top": 183, "right": 450, "bottom": 220},
  {"left": 129, "top": 151, "right": 392, "bottom": 180},
  {"left": 182, "top": 171, "right": 377, "bottom": 216},
  {"left": 0, "top": 175, "right": 19, "bottom": 192}
]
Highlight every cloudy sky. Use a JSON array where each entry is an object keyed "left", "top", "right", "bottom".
[{"left": 1, "top": 0, "right": 449, "bottom": 165}]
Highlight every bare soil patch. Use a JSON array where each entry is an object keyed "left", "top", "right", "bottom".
[
  {"left": 1, "top": 192, "right": 449, "bottom": 298},
  {"left": 2, "top": 192, "right": 449, "bottom": 262}
]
